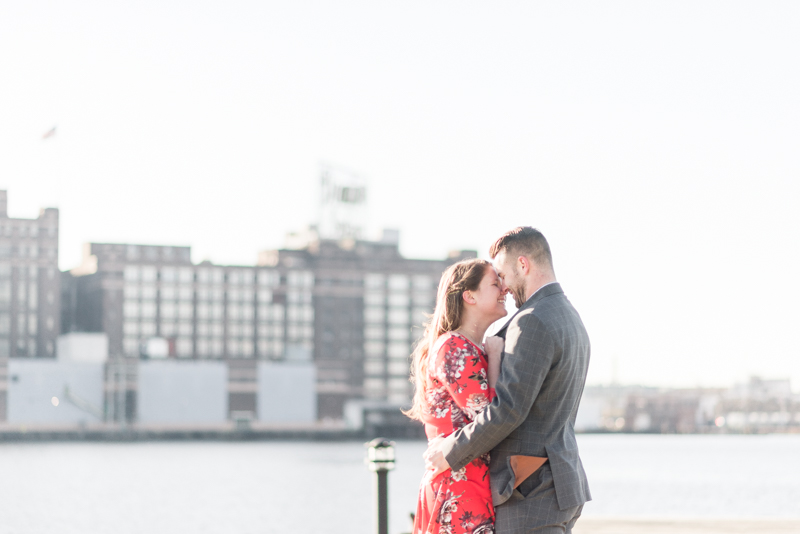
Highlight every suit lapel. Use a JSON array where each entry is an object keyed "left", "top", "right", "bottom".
[{"left": 495, "top": 283, "right": 563, "bottom": 339}]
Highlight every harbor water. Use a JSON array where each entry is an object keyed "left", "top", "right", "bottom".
[{"left": 1, "top": 434, "right": 798, "bottom": 533}]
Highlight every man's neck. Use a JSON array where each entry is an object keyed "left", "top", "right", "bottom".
[{"left": 525, "top": 276, "right": 557, "bottom": 301}]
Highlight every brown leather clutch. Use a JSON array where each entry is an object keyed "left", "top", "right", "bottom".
[{"left": 509, "top": 455, "right": 548, "bottom": 488}]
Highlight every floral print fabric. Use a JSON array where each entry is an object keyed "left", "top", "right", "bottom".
[{"left": 414, "top": 333, "right": 496, "bottom": 534}]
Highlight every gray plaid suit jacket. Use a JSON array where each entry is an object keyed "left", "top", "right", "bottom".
[{"left": 441, "top": 282, "right": 591, "bottom": 513}]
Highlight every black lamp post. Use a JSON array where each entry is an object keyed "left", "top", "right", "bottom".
[{"left": 366, "top": 438, "right": 396, "bottom": 534}]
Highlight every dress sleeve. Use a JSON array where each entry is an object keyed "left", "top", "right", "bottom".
[{"left": 434, "top": 336, "right": 496, "bottom": 420}]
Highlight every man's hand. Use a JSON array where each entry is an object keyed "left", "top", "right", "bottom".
[
  {"left": 423, "top": 437, "right": 451, "bottom": 477},
  {"left": 484, "top": 336, "right": 504, "bottom": 388}
]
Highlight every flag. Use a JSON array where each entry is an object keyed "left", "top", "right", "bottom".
[{"left": 42, "top": 126, "right": 56, "bottom": 140}]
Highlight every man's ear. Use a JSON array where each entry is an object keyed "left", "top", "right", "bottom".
[{"left": 517, "top": 255, "right": 531, "bottom": 275}]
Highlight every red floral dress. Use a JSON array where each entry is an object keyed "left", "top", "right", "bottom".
[{"left": 414, "top": 333, "right": 496, "bottom": 534}]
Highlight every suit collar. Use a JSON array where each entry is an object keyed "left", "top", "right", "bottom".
[{"left": 495, "top": 282, "right": 563, "bottom": 338}]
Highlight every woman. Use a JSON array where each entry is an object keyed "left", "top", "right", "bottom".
[{"left": 406, "top": 258, "right": 508, "bottom": 534}]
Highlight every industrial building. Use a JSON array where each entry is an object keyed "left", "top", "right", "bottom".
[
  {"left": 60, "top": 229, "right": 474, "bottom": 421},
  {"left": 0, "top": 191, "right": 61, "bottom": 420},
  {"left": 0, "top": 184, "right": 473, "bottom": 425}
]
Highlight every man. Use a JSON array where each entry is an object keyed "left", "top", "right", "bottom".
[{"left": 425, "top": 227, "right": 591, "bottom": 533}]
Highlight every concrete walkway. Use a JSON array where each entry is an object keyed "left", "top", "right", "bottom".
[{"left": 573, "top": 518, "right": 800, "bottom": 533}]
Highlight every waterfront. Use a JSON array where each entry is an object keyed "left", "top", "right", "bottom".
[{"left": 1, "top": 435, "right": 798, "bottom": 534}]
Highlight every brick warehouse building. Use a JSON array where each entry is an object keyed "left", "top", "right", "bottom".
[
  {"left": 0, "top": 191, "right": 61, "bottom": 419},
  {"left": 62, "top": 230, "right": 475, "bottom": 420}
]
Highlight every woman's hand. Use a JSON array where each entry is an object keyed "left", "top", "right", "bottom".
[{"left": 484, "top": 336, "right": 504, "bottom": 388}]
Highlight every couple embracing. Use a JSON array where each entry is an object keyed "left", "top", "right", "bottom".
[{"left": 407, "top": 227, "right": 591, "bottom": 534}]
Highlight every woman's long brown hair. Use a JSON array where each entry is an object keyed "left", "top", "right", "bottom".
[{"left": 404, "top": 258, "right": 491, "bottom": 421}]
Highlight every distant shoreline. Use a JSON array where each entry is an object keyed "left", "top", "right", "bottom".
[
  {"left": 0, "top": 423, "right": 365, "bottom": 442},
  {"left": 2, "top": 424, "right": 798, "bottom": 442}
]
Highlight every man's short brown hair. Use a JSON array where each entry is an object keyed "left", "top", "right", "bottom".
[{"left": 489, "top": 226, "right": 553, "bottom": 271}]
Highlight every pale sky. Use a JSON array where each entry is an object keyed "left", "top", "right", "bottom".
[{"left": 2, "top": 1, "right": 799, "bottom": 390}]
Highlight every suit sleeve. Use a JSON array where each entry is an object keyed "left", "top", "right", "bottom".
[{"left": 440, "top": 312, "right": 555, "bottom": 471}]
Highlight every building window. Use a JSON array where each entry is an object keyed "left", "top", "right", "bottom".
[
  {"left": 123, "top": 302, "right": 140, "bottom": 319},
  {"left": 141, "top": 285, "right": 157, "bottom": 300},
  {"left": 178, "top": 303, "right": 193, "bottom": 319},
  {"left": 287, "top": 271, "right": 313, "bottom": 288},
  {"left": 161, "top": 267, "right": 176, "bottom": 283},
  {"left": 268, "top": 339, "right": 283, "bottom": 358},
  {"left": 388, "top": 293, "right": 409, "bottom": 307},
  {"left": 364, "top": 360, "right": 385, "bottom": 375},
  {"left": 365, "top": 274, "right": 385, "bottom": 289},
  {"left": 141, "top": 303, "right": 156, "bottom": 319},
  {"left": 124, "top": 284, "right": 140, "bottom": 300},
  {"left": 141, "top": 266, "right": 157, "bottom": 282},
  {"left": 388, "top": 360, "right": 409, "bottom": 376},
  {"left": 161, "top": 286, "right": 176, "bottom": 300},
  {"left": 161, "top": 322, "right": 176, "bottom": 337},
  {"left": 287, "top": 290, "right": 311, "bottom": 305},
  {"left": 413, "top": 292, "right": 433, "bottom": 307},
  {"left": 388, "top": 309, "right": 408, "bottom": 325},
  {"left": 388, "top": 341, "right": 409, "bottom": 358},
  {"left": 177, "top": 338, "right": 193, "bottom": 357},
  {"left": 388, "top": 274, "right": 409, "bottom": 291},
  {"left": 257, "top": 270, "right": 279, "bottom": 287},
  {"left": 388, "top": 327, "right": 408, "bottom": 341},
  {"left": 123, "top": 321, "right": 139, "bottom": 336},
  {"left": 365, "top": 326, "right": 384, "bottom": 340},
  {"left": 161, "top": 302, "right": 176, "bottom": 320},
  {"left": 227, "top": 339, "right": 241, "bottom": 356},
  {"left": 364, "top": 378, "right": 385, "bottom": 394},
  {"left": 178, "top": 268, "right": 193, "bottom": 284},
  {"left": 0, "top": 281, "right": 10, "bottom": 304},
  {"left": 364, "top": 341, "right": 384, "bottom": 357},
  {"left": 124, "top": 266, "right": 141, "bottom": 281},
  {"left": 141, "top": 321, "right": 156, "bottom": 336},
  {"left": 364, "top": 307, "right": 384, "bottom": 324},
  {"left": 364, "top": 292, "right": 384, "bottom": 306}
]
